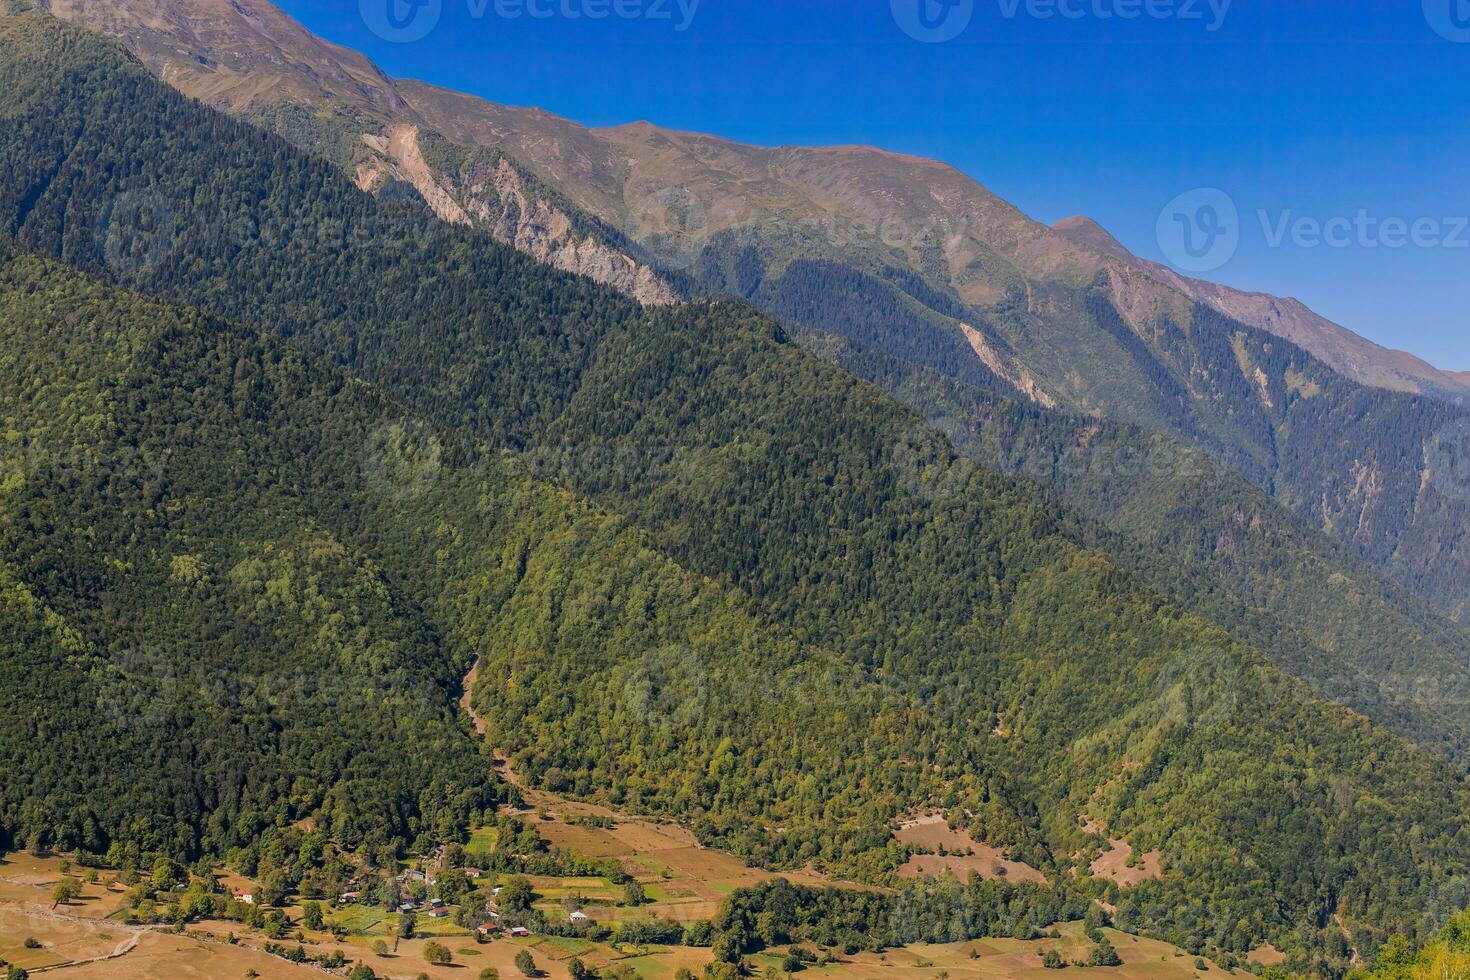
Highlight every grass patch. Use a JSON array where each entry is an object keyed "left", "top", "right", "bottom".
[
  {"left": 538, "top": 936, "right": 601, "bottom": 956},
  {"left": 330, "top": 905, "right": 394, "bottom": 935}
]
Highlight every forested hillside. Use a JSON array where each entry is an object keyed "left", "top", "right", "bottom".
[
  {"left": 0, "top": 245, "right": 504, "bottom": 861},
  {"left": 2, "top": 9, "right": 1470, "bottom": 977},
  {"left": 741, "top": 252, "right": 1470, "bottom": 626},
  {"left": 37, "top": 0, "right": 1470, "bottom": 631},
  {"left": 808, "top": 330, "right": 1470, "bottom": 763}
]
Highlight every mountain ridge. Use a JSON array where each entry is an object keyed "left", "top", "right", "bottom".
[
  {"left": 1052, "top": 214, "right": 1470, "bottom": 400},
  {"left": 39, "top": 0, "right": 1470, "bottom": 404}
]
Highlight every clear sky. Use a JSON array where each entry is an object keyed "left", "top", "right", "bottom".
[{"left": 280, "top": 0, "right": 1469, "bottom": 370}]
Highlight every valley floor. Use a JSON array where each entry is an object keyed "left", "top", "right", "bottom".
[
  {"left": 0, "top": 681, "right": 1274, "bottom": 980},
  {"left": 0, "top": 847, "right": 1249, "bottom": 980}
]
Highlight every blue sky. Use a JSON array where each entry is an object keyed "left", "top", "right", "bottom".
[{"left": 282, "top": 0, "right": 1469, "bottom": 369}]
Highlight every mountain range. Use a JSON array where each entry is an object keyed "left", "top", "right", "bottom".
[
  {"left": 37, "top": 0, "right": 1470, "bottom": 399},
  {"left": 2, "top": 2, "right": 1469, "bottom": 977},
  {"left": 39, "top": 0, "right": 1470, "bottom": 635},
  {"left": 30, "top": 0, "right": 1470, "bottom": 748}
]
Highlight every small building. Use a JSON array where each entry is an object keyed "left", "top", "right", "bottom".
[
  {"left": 463, "top": 867, "right": 484, "bottom": 878},
  {"left": 400, "top": 902, "right": 417, "bottom": 913},
  {"left": 430, "top": 898, "right": 444, "bottom": 908},
  {"left": 339, "top": 891, "right": 361, "bottom": 905},
  {"left": 428, "top": 907, "right": 449, "bottom": 918},
  {"left": 509, "top": 926, "right": 531, "bottom": 938},
  {"left": 233, "top": 890, "right": 255, "bottom": 906},
  {"left": 569, "top": 910, "right": 591, "bottom": 925}
]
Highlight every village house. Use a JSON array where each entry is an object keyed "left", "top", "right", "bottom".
[{"left": 232, "top": 890, "right": 255, "bottom": 905}]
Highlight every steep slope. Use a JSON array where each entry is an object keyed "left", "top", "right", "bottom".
[
  {"left": 33, "top": 0, "right": 676, "bottom": 305},
  {"left": 2, "top": 14, "right": 1469, "bottom": 975},
  {"left": 46, "top": 0, "right": 1470, "bottom": 398},
  {"left": 755, "top": 258, "right": 1470, "bottom": 625},
  {"left": 39, "top": 2, "right": 1470, "bottom": 758},
  {"left": 0, "top": 245, "right": 505, "bottom": 859},
  {"left": 1053, "top": 215, "right": 1470, "bottom": 405},
  {"left": 815, "top": 329, "right": 1470, "bottom": 763},
  {"left": 40, "top": 0, "right": 1470, "bottom": 630}
]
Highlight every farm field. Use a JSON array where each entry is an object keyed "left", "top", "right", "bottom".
[
  {"left": 490, "top": 749, "right": 844, "bottom": 926},
  {"left": 0, "top": 699, "right": 1213, "bottom": 979},
  {"left": 892, "top": 815, "right": 1047, "bottom": 884},
  {"left": 0, "top": 836, "right": 1239, "bottom": 980}
]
